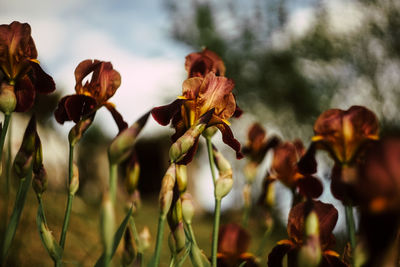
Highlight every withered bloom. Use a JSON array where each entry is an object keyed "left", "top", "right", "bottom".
[
  {"left": 54, "top": 59, "right": 127, "bottom": 132},
  {"left": 152, "top": 71, "right": 242, "bottom": 164},
  {"left": 299, "top": 106, "right": 379, "bottom": 201},
  {"left": 217, "top": 223, "right": 258, "bottom": 267},
  {"left": 268, "top": 201, "right": 346, "bottom": 267},
  {"left": 0, "top": 21, "right": 55, "bottom": 113},
  {"left": 269, "top": 140, "right": 322, "bottom": 199}
]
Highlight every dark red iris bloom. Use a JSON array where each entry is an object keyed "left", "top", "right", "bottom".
[
  {"left": 242, "top": 123, "right": 280, "bottom": 165},
  {"left": 55, "top": 59, "right": 127, "bottom": 132},
  {"left": 299, "top": 106, "right": 379, "bottom": 202},
  {"left": 269, "top": 140, "right": 323, "bottom": 199},
  {"left": 268, "top": 201, "right": 346, "bottom": 267},
  {"left": 217, "top": 223, "right": 258, "bottom": 267},
  {"left": 356, "top": 137, "right": 400, "bottom": 266},
  {"left": 0, "top": 21, "right": 55, "bottom": 112},
  {"left": 152, "top": 72, "right": 242, "bottom": 164}
]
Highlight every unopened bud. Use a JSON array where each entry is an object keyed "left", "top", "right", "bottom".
[
  {"left": 243, "top": 183, "right": 251, "bottom": 207},
  {"left": 244, "top": 161, "right": 258, "bottom": 183},
  {"left": 125, "top": 153, "right": 140, "bottom": 194},
  {"left": 169, "top": 109, "right": 214, "bottom": 162},
  {"left": 159, "top": 164, "right": 176, "bottom": 217},
  {"left": 68, "top": 116, "right": 93, "bottom": 146},
  {"left": 38, "top": 216, "right": 63, "bottom": 261},
  {"left": 126, "top": 189, "right": 141, "bottom": 213},
  {"left": 32, "top": 165, "right": 47, "bottom": 196},
  {"left": 0, "top": 82, "right": 16, "bottom": 114},
  {"left": 202, "top": 126, "right": 218, "bottom": 138},
  {"left": 176, "top": 164, "right": 187, "bottom": 192},
  {"left": 212, "top": 146, "right": 232, "bottom": 176},
  {"left": 108, "top": 112, "right": 150, "bottom": 164},
  {"left": 215, "top": 177, "right": 233, "bottom": 200},
  {"left": 170, "top": 222, "right": 186, "bottom": 253},
  {"left": 100, "top": 193, "right": 115, "bottom": 257},
  {"left": 139, "top": 226, "right": 151, "bottom": 251},
  {"left": 122, "top": 228, "right": 137, "bottom": 265},
  {"left": 181, "top": 193, "right": 195, "bottom": 224},
  {"left": 298, "top": 211, "right": 321, "bottom": 267},
  {"left": 69, "top": 163, "right": 79, "bottom": 195},
  {"left": 14, "top": 115, "right": 37, "bottom": 178},
  {"left": 264, "top": 180, "right": 275, "bottom": 208}
]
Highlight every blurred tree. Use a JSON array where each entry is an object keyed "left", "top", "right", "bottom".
[{"left": 165, "top": 0, "right": 400, "bottom": 135}]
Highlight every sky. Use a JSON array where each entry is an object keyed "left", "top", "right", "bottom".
[{"left": 0, "top": 0, "right": 192, "bottom": 137}]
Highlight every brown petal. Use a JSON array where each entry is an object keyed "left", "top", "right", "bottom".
[
  {"left": 321, "top": 252, "right": 348, "bottom": 267},
  {"left": 151, "top": 99, "right": 184, "bottom": 126},
  {"left": 185, "top": 48, "right": 226, "bottom": 78},
  {"left": 267, "top": 240, "right": 295, "bottom": 267},
  {"left": 297, "top": 176, "right": 323, "bottom": 199},
  {"left": 182, "top": 77, "right": 203, "bottom": 99},
  {"left": 54, "top": 96, "right": 69, "bottom": 124},
  {"left": 233, "top": 101, "right": 243, "bottom": 118},
  {"left": 29, "top": 61, "right": 55, "bottom": 94},
  {"left": 74, "top": 59, "right": 102, "bottom": 93},
  {"left": 104, "top": 102, "right": 128, "bottom": 133},
  {"left": 64, "top": 94, "right": 97, "bottom": 123},
  {"left": 288, "top": 200, "right": 338, "bottom": 249},
  {"left": 298, "top": 143, "right": 318, "bottom": 175},
  {"left": 15, "top": 75, "right": 35, "bottom": 112},
  {"left": 216, "top": 122, "right": 243, "bottom": 159},
  {"left": 218, "top": 223, "right": 250, "bottom": 256},
  {"left": 197, "top": 73, "right": 236, "bottom": 121},
  {"left": 271, "top": 142, "right": 300, "bottom": 188}
]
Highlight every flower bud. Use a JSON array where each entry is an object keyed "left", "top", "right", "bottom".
[
  {"left": 159, "top": 164, "right": 176, "bottom": 217},
  {"left": 68, "top": 116, "right": 94, "bottom": 146},
  {"left": 169, "top": 109, "right": 214, "bottom": 163},
  {"left": 13, "top": 115, "right": 37, "bottom": 178},
  {"left": 215, "top": 177, "right": 233, "bottom": 200},
  {"left": 202, "top": 126, "right": 218, "bottom": 138},
  {"left": 168, "top": 222, "right": 186, "bottom": 253},
  {"left": 69, "top": 163, "right": 79, "bottom": 195},
  {"left": 298, "top": 211, "right": 321, "bottom": 267},
  {"left": 176, "top": 164, "right": 187, "bottom": 192},
  {"left": 243, "top": 183, "right": 251, "bottom": 207},
  {"left": 108, "top": 112, "right": 150, "bottom": 164},
  {"left": 124, "top": 153, "right": 140, "bottom": 194},
  {"left": 100, "top": 193, "right": 115, "bottom": 257},
  {"left": 122, "top": 228, "right": 137, "bottom": 265},
  {"left": 181, "top": 193, "right": 195, "bottom": 224},
  {"left": 0, "top": 82, "right": 16, "bottom": 114},
  {"left": 139, "top": 226, "right": 151, "bottom": 251},
  {"left": 37, "top": 215, "right": 62, "bottom": 261},
  {"left": 244, "top": 161, "right": 258, "bottom": 183},
  {"left": 32, "top": 165, "right": 47, "bottom": 196}
]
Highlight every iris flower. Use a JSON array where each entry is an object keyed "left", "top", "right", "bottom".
[
  {"left": 55, "top": 59, "right": 127, "bottom": 132},
  {"left": 152, "top": 72, "right": 242, "bottom": 164},
  {"left": 217, "top": 223, "right": 258, "bottom": 267},
  {"left": 268, "top": 201, "right": 346, "bottom": 267},
  {"left": 269, "top": 140, "right": 322, "bottom": 199},
  {"left": 299, "top": 106, "right": 379, "bottom": 201},
  {"left": 0, "top": 21, "right": 55, "bottom": 112}
]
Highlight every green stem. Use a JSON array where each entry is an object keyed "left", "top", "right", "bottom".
[
  {"left": 149, "top": 214, "right": 166, "bottom": 267},
  {"left": 59, "top": 143, "right": 75, "bottom": 251},
  {"left": 256, "top": 225, "right": 273, "bottom": 257},
  {"left": 109, "top": 163, "right": 118, "bottom": 205},
  {"left": 345, "top": 205, "right": 356, "bottom": 251},
  {"left": 206, "top": 137, "right": 217, "bottom": 185},
  {"left": 129, "top": 216, "right": 143, "bottom": 266},
  {"left": 187, "top": 224, "right": 198, "bottom": 246},
  {"left": 211, "top": 199, "right": 221, "bottom": 267},
  {"left": 0, "top": 113, "right": 12, "bottom": 165},
  {"left": 1, "top": 169, "right": 32, "bottom": 262}
]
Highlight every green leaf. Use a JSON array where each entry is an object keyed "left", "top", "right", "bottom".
[
  {"left": 1, "top": 172, "right": 32, "bottom": 261},
  {"left": 36, "top": 203, "right": 63, "bottom": 262},
  {"left": 94, "top": 207, "right": 133, "bottom": 267}
]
